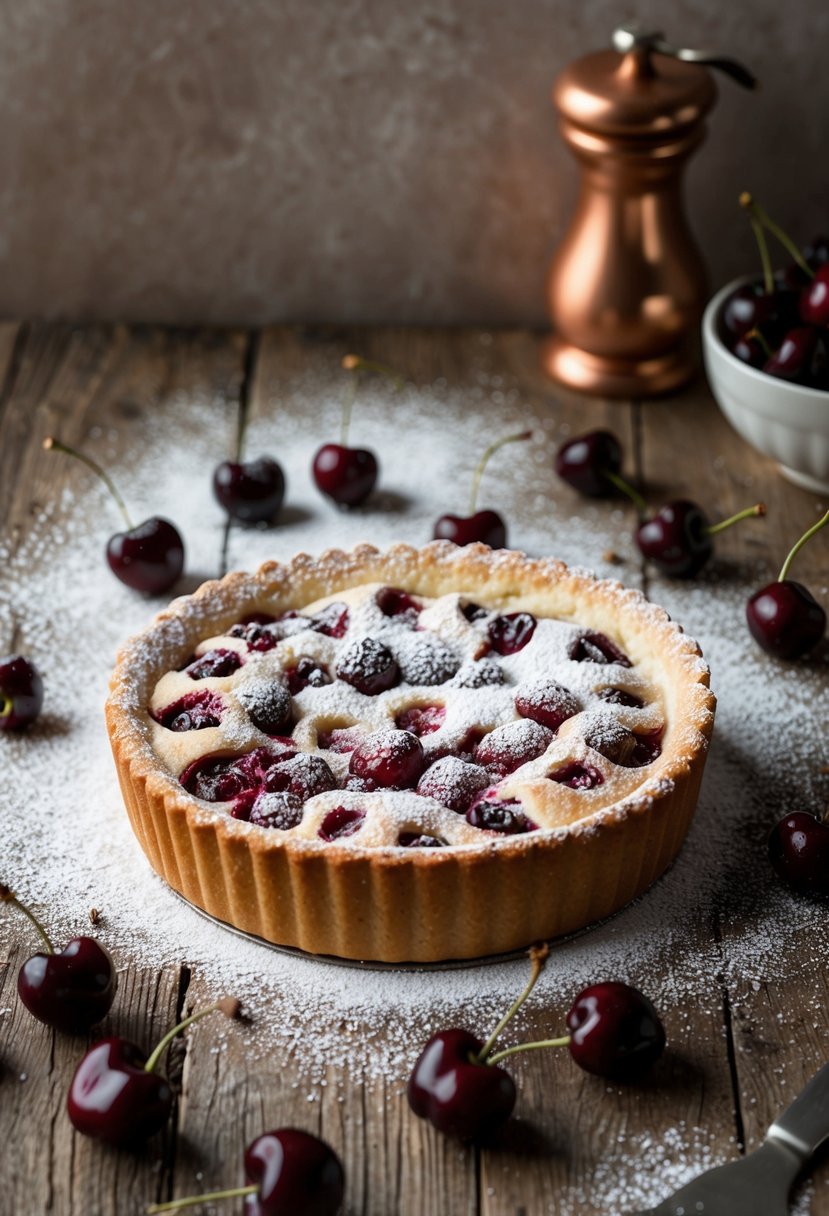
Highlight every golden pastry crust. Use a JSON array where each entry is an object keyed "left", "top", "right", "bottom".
[{"left": 106, "top": 542, "right": 715, "bottom": 962}]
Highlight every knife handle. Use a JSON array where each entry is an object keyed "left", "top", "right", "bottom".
[{"left": 768, "top": 1060, "right": 829, "bottom": 1161}]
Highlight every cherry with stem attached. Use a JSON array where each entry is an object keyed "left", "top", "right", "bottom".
[
  {"left": 636, "top": 500, "right": 766, "bottom": 579},
  {"left": 0, "top": 654, "right": 44, "bottom": 730},
  {"left": 213, "top": 339, "right": 286, "bottom": 524},
  {"left": 1, "top": 882, "right": 116, "bottom": 1033},
  {"left": 68, "top": 997, "right": 241, "bottom": 1146},
  {"left": 408, "top": 947, "right": 667, "bottom": 1141},
  {"left": 741, "top": 193, "right": 829, "bottom": 330},
  {"left": 44, "top": 437, "right": 185, "bottom": 594},
  {"left": 746, "top": 509, "right": 829, "bottom": 659},
  {"left": 312, "top": 354, "right": 401, "bottom": 508},
  {"left": 146, "top": 1128, "right": 345, "bottom": 1216},
  {"left": 433, "top": 430, "right": 532, "bottom": 548}
]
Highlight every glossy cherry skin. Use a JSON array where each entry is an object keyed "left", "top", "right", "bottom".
[
  {"left": 407, "top": 1028, "right": 516, "bottom": 1142},
  {"left": 106, "top": 516, "right": 184, "bottom": 594},
  {"left": 635, "top": 500, "right": 711, "bottom": 578},
  {"left": 312, "top": 443, "right": 377, "bottom": 508},
  {"left": 764, "top": 327, "right": 820, "bottom": 383},
  {"left": 746, "top": 580, "right": 826, "bottom": 659},
  {"left": 722, "top": 282, "right": 778, "bottom": 337},
  {"left": 213, "top": 457, "right": 286, "bottom": 524},
  {"left": 67, "top": 1038, "right": 173, "bottom": 1145},
  {"left": 769, "top": 812, "right": 829, "bottom": 896},
  {"left": 800, "top": 265, "right": 829, "bottom": 327},
  {"left": 244, "top": 1128, "right": 345, "bottom": 1216},
  {"left": 18, "top": 937, "right": 116, "bottom": 1033},
  {"left": 566, "top": 982, "right": 666, "bottom": 1081},
  {"left": 730, "top": 331, "right": 766, "bottom": 369},
  {"left": 555, "top": 430, "right": 622, "bottom": 498},
  {"left": 433, "top": 509, "right": 506, "bottom": 548},
  {"left": 0, "top": 654, "right": 44, "bottom": 730}
]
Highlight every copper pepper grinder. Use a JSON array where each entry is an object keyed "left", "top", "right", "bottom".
[{"left": 543, "top": 24, "right": 755, "bottom": 399}]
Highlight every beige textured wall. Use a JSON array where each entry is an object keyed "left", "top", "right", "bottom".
[{"left": 0, "top": 0, "right": 826, "bottom": 327}]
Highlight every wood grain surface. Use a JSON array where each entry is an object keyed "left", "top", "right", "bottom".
[{"left": 1, "top": 323, "right": 828, "bottom": 1216}]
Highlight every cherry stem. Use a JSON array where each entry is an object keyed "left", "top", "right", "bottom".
[
  {"left": 474, "top": 944, "right": 549, "bottom": 1065},
  {"left": 748, "top": 214, "right": 774, "bottom": 295},
  {"left": 143, "top": 997, "right": 241, "bottom": 1075},
  {"left": 469, "top": 430, "right": 532, "bottom": 515},
  {"left": 706, "top": 502, "right": 766, "bottom": 537},
  {"left": 485, "top": 1035, "right": 571, "bottom": 1067},
  {"left": 0, "top": 884, "right": 54, "bottom": 954},
  {"left": 778, "top": 508, "right": 829, "bottom": 583},
  {"left": 604, "top": 469, "right": 648, "bottom": 516},
  {"left": 740, "top": 193, "right": 814, "bottom": 280},
  {"left": 43, "top": 437, "right": 134, "bottom": 531},
  {"left": 746, "top": 327, "right": 773, "bottom": 360},
  {"left": 147, "top": 1185, "right": 257, "bottom": 1214},
  {"left": 340, "top": 354, "right": 402, "bottom": 447}
]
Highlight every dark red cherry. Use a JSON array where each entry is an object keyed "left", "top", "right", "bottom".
[
  {"left": 286, "top": 656, "right": 332, "bottom": 694},
  {"left": 180, "top": 745, "right": 297, "bottom": 806},
  {"left": 247, "top": 791, "right": 303, "bottom": 830},
  {"left": 106, "top": 517, "right": 185, "bottom": 595},
  {"left": 395, "top": 704, "right": 446, "bottom": 736},
  {"left": 243, "top": 1128, "right": 345, "bottom": 1216},
  {"left": 213, "top": 457, "right": 286, "bottom": 524},
  {"left": 549, "top": 761, "right": 604, "bottom": 790},
  {"left": 186, "top": 648, "right": 244, "bottom": 680},
  {"left": 67, "top": 1037, "right": 173, "bottom": 1145},
  {"left": 398, "top": 832, "right": 445, "bottom": 848},
  {"left": 68, "top": 998, "right": 240, "bottom": 1147},
  {"left": 263, "top": 753, "right": 337, "bottom": 800},
  {"left": 569, "top": 630, "right": 631, "bottom": 667},
  {"left": 433, "top": 510, "right": 507, "bottom": 549},
  {"left": 597, "top": 687, "right": 644, "bottom": 708},
  {"left": 0, "top": 886, "right": 117, "bottom": 1033},
  {"left": 376, "top": 586, "right": 421, "bottom": 619},
  {"left": 730, "top": 330, "right": 766, "bottom": 368},
  {"left": 800, "top": 264, "right": 829, "bottom": 327},
  {"left": 237, "top": 680, "right": 293, "bottom": 735},
  {"left": 316, "top": 726, "right": 363, "bottom": 754},
  {"left": 555, "top": 430, "right": 623, "bottom": 498},
  {"left": 416, "top": 756, "right": 490, "bottom": 813},
  {"left": 312, "top": 443, "right": 378, "bottom": 508},
  {"left": 474, "top": 720, "right": 554, "bottom": 776},
  {"left": 349, "top": 729, "right": 424, "bottom": 788},
  {"left": 466, "top": 796, "right": 536, "bottom": 834},
  {"left": 722, "top": 282, "right": 778, "bottom": 337},
  {"left": 0, "top": 654, "right": 44, "bottom": 730},
  {"left": 336, "top": 637, "right": 399, "bottom": 695},
  {"left": 397, "top": 636, "right": 460, "bottom": 685},
  {"left": 311, "top": 602, "right": 350, "bottom": 638},
  {"left": 18, "top": 937, "right": 116, "bottom": 1034},
  {"left": 319, "top": 807, "right": 365, "bottom": 841},
  {"left": 746, "top": 580, "right": 826, "bottom": 659},
  {"left": 407, "top": 1028, "right": 516, "bottom": 1142},
  {"left": 453, "top": 659, "right": 505, "bottom": 688},
  {"left": 764, "top": 327, "right": 821, "bottom": 383},
  {"left": 636, "top": 500, "right": 712, "bottom": 578},
  {"left": 768, "top": 811, "right": 829, "bottom": 895},
  {"left": 43, "top": 437, "right": 184, "bottom": 595},
  {"left": 514, "top": 679, "right": 579, "bottom": 732},
  {"left": 487, "top": 612, "right": 537, "bottom": 655},
  {"left": 566, "top": 982, "right": 666, "bottom": 1080},
  {"left": 153, "top": 690, "right": 224, "bottom": 732}
]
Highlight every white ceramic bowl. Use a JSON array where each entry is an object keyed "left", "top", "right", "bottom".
[{"left": 702, "top": 277, "right": 829, "bottom": 495}]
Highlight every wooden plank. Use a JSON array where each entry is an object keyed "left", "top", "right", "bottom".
[
  {"left": 0, "top": 324, "right": 247, "bottom": 1214},
  {"left": 0, "top": 944, "right": 183, "bottom": 1216}
]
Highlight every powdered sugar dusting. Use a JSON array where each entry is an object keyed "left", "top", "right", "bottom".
[{"left": 1, "top": 359, "right": 828, "bottom": 1211}]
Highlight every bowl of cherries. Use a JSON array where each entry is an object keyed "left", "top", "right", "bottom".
[{"left": 702, "top": 194, "right": 829, "bottom": 495}]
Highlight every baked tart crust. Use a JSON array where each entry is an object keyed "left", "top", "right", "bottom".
[{"left": 106, "top": 542, "right": 715, "bottom": 963}]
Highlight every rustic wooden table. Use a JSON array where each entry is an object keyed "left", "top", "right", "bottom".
[{"left": 1, "top": 322, "right": 828, "bottom": 1216}]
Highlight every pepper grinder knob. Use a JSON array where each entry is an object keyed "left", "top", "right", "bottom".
[{"left": 612, "top": 23, "right": 757, "bottom": 89}]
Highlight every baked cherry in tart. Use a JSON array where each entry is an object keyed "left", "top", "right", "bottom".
[{"left": 108, "top": 543, "right": 715, "bottom": 962}]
